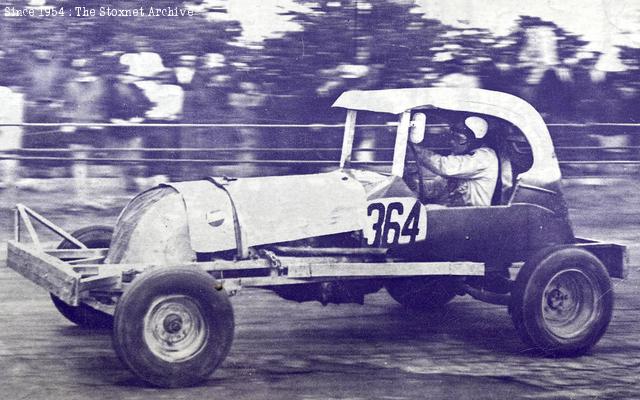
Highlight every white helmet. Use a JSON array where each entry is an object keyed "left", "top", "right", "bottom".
[{"left": 464, "top": 116, "right": 488, "bottom": 139}]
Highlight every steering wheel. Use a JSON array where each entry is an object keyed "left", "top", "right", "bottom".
[{"left": 403, "top": 142, "right": 425, "bottom": 201}]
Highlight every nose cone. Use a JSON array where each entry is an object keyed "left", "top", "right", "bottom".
[{"left": 106, "top": 187, "right": 196, "bottom": 265}]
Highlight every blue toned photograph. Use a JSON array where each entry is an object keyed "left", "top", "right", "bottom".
[{"left": 0, "top": 1, "right": 638, "bottom": 398}]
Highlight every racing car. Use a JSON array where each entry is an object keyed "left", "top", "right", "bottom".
[{"left": 7, "top": 88, "right": 627, "bottom": 387}]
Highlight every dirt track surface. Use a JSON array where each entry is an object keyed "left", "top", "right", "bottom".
[{"left": 1, "top": 178, "right": 640, "bottom": 399}]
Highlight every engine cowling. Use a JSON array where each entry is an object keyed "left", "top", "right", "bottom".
[{"left": 106, "top": 186, "right": 195, "bottom": 264}]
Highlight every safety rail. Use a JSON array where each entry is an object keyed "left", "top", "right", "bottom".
[
  {"left": 0, "top": 122, "right": 398, "bottom": 128},
  {"left": 1, "top": 122, "right": 640, "bottom": 170}
]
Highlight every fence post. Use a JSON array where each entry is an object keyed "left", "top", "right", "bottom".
[
  {"left": 0, "top": 88, "right": 24, "bottom": 205},
  {"left": 70, "top": 144, "right": 90, "bottom": 204}
]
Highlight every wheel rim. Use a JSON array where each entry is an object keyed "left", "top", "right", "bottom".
[
  {"left": 541, "top": 268, "right": 601, "bottom": 339},
  {"left": 143, "top": 295, "right": 208, "bottom": 363}
]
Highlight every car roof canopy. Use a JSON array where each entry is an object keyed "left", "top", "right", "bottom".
[{"left": 333, "top": 88, "right": 561, "bottom": 187}]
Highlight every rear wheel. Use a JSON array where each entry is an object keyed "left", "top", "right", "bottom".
[
  {"left": 385, "top": 276, "right": 458, "bottom": 310},
  {"left": 510, "top": 247, "right": 613, "bottom": 356},
  {"left": 112, "top": 266, "right": 234, "bottom": 388},
  {"left": 51, "top": 225, "right": 114, "bottom": 329}
]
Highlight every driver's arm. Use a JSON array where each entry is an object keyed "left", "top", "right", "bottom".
[{"left": 415, "top": 147, "right": 494, "bottom": 179}]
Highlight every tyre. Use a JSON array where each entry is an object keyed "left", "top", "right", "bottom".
[
  {"left": 385, "top": 276, "right": 458, "bottom": 311},
  {"left": 51, "top": 225, "right": 114, "bottom": 329},
  {"left": 510, "top": 246, "right": 613, "bottom": 356},
  {"left": 112, "top": 266, "right": 234, "bottom": 388}
]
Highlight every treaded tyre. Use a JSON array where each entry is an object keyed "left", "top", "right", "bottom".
[
  {"left": 112, "top": 266, "right": 234, "bottom": 388},
  {"left": 510, "top": 246, "right": 613, "bottom": 356},
  {"left": 385, "top": 276, "right": 457, "bottom": 310},
  {"left": 51, "top": 225, "right": 114, "bottom": 329}
]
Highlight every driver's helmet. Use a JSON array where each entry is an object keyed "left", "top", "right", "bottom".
[
  {"left": 462, "top": 116, "right": 488, "bottom": 140},
  {"left": 451, "top": 116, "right": 488, "bottom": 146}
]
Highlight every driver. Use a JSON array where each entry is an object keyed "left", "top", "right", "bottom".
[{"left": 413, "top": 116, "right": 498, "bottom": 207}]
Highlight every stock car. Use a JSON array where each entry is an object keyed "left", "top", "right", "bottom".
[{"left": 7, "top": 88, "right": 627, "bottom": 387}]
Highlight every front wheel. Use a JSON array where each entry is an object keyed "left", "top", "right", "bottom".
[
  {"left": 52, "top": 225, "right": 114, "bottom": 328},
  {"left": 510, "top": 247, "right": 614, "bottom": 356},
  {"left": 112, "top": 265, "right": 234, "bottom": 388}
]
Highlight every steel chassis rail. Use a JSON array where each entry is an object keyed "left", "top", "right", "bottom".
[{"left": 7, "top": 204, "right": 485, "bottom": 314}]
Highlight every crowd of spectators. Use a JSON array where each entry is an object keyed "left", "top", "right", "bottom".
[
  {"left": 0, "top": 43, "right": 268, "bottom": 185},
  {"left": 0, "top": 36, "right": 638, "bottom": 187}
]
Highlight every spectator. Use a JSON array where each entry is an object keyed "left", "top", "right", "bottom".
[
  {"left": 532, "top": 67, "right": 574, "bottom": 122},
  {"left": 134, "top": 70, "right": 184, "bottom": 181},
  {"left": 180, "top": 55, "right": 234, "bottom": 178},
  {"left": 60, "top": 59, "right": 107, "bottom": 201},
  {"left": 103, "top": 63, "right": 152, "bottom": 190},
  {"left": 23, "top": 49, "right": 68, "bottom": 151},
  {"left": 227, "top": 81, "right": 266, "bottom": 177},
  {"left": 60, "top": 58, "right": 107, "bottom": 145},
  {"left": 119, "top": 40, "right": 166, "bottom": 79}
]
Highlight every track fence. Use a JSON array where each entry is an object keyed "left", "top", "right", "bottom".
[{"left": 0, "top": 122, "right": 639, "bottom": 180}]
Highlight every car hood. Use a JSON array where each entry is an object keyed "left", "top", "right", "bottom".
[{"left": 166, "top": 170, "right": 368, "bottom": 254}]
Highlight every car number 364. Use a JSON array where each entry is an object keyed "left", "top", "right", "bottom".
[{"left": 364, "top": 198, "right": 427, "bottom": 247}]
